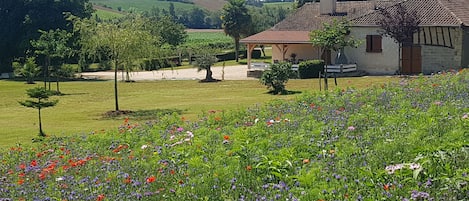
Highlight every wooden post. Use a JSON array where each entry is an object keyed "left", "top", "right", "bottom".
[
  {"left": 319, "top": 72, "right": 322, "bottom": 91},
  {"left": 334, "top": 73, "right": 337, "bottom": 86},
  {"left": 324, "top": 64, "right": 328, "bottom": 91}
]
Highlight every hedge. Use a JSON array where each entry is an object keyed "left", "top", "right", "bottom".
[
  {"left": 140, "top": 57, "right": 180, "bottom": 71},
  {"left": 298, "top": 60, "right": 325, "bottom": 79}
]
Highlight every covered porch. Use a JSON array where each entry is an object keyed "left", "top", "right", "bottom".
[{"left": 240, "top": 30, "right": 321, "bottom": 77}]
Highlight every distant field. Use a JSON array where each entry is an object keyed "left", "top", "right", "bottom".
[
  {"left": 93, "top": 5, "right": 124, "bottom": 20},
  {"left": 263, "top": 2, "right": 295, "bottom": 9},
  {"left": 90, "top": 0, "right": 197, "bottom": 12},
  {"left": 192, "top": 0, "right": 227, "bottom": 11},
  {"left": 184, "top": 31, "right": 232, "bottom": 49}
]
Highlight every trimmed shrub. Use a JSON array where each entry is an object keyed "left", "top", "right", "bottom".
[
  {"left": 252, "top": 49, "right": 261, "bottom": 59},
  {"left": 298, "top": 60, "right": 325, "bottom": 79},
  {"left": 215, "top": 51, "right": 236, "bottom": 61},
  {"left": 140, "top": 57, "right": 180, "bottom": 71},
  {"left": 260, "top": 62, "right": 296, "bottom": 94}
]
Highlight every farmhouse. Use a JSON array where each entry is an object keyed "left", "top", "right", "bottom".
[{"left": 241, "top": 0, "right": 469, "bottom": 75}]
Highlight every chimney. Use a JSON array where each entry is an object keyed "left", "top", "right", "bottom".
[{"left": 320, "top": 0, "right": 337, "bottom": 15}]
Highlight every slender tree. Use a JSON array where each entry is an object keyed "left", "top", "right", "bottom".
[
  {"left": 378, "top": 3, "right": 420, "bottom": 73},
  {"left": 222, "top": 0, "right": 252, "bottom": 62},
  {"left": 19, "top": 87, "right": 58, "bottom": 137},
  {"left": 310, "top": 19, "right": 361, "bottom": 63},
  {"left": 31, "top": 29, "right": 73, "bottom": 93},
  {"left": 310, "top": 19, "right": 360, "bottom": 90},
  {"left": 72, "top": 15, "right": 161, "bottom": 112}
]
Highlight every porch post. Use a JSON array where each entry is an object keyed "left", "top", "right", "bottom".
[{"left": 247, "top": 44, "right": 256, "bottom": 70}]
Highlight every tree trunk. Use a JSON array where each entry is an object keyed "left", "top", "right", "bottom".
[
  {"left": 56, "top": 76, "right": 60, "bottom": 94},
  {"left": 43, "top": 56, "right": 49, "bottom": 89},
  {"left": 38, "top": 107, "right": 44, "bottom": 137},
  {"left": 235, "top": 37, "right": 240, "bottom": 62},
  {"left": 114, "top": 59, "right": 119, "bottom": 111},
  {"left": 205, "top": 67, "right": 213, "bottom": 81}
]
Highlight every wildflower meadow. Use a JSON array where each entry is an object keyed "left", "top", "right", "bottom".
[{"left": 1, "top": 70, "right": 468, "bottom": 200}]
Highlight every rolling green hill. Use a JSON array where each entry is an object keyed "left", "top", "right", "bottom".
[{"left": 90, "top": 0, "right": 227, "bottom": 13}]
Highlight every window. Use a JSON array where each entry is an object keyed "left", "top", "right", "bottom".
[{"left": 366, "top": 35, "right": 382, "bottom": 53}]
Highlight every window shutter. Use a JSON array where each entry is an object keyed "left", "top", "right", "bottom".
[
  {"left": 366, "top": 35, "right": 372, "bottom": 52},
  {"left": 372, "top": 35, "right": 382, "bottom": 52}
]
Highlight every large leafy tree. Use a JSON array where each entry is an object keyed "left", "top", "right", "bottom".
[
  {"left": 0, "top": 0, "right": 92, "bottom": 73},
  {"left": 149, "top": 16, "right": 187, "bottom": 47},
  {"left": 72, "top": 14, "right": 161, "bottom": 112},
  {"left": 222, "top": 0, "right": 252, "bottom": 62},
  {"left": 19, "top": 87, "right": 58, "bottom": 137}
]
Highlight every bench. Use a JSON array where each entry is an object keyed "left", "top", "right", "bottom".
[
  {"left": 325, "top": 64, "right": 357, "bottom": 73},
  {"left": 250, "top": 62, "right": 270, "bottom": 70}
]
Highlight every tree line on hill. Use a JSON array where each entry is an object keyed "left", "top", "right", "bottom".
[{"left": 141, "top": 2, "right": 291, "bottom": 29}]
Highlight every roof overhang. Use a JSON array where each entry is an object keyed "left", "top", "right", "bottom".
[{"left": 240, "top": 30, "right": 312, "bottom": 44}]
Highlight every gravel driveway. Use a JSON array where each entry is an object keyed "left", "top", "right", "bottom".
[{"left": 79, "top": 65, "right": 257, "bottom": 81}]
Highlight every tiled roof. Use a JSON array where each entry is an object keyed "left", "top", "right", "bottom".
[
  {"left": 240, "top": 31, "right": 311, "bottom": 44},
  {"left": 352, "top": 0, "right": 469, "bottom": 27},
  {"left": 439, "top": 0, "right": 469, "bottom": 26},
  {"left": 271, "top": 1, "right": 376, "bottom": 31},
  {"left": 241, "top": 0, "right": 469, "bottom": 44}
]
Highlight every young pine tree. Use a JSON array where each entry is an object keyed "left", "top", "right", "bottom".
[{"left": 19, "top": 87, "right": 58, "bottom": 137}]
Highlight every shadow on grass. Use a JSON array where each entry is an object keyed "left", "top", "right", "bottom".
[
  {"left": 265, "top": 90, "right": 302, "bottom": 95},
  {"left": 102, "top": 108, "right": 186, "bottom": 120},
  {"left": 6, "top": 77, "right": 109, "bottom": 83}
]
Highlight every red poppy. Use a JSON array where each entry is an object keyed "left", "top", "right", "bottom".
[
  {"left": 97, "top": 194, "right": 105, "bottom": 201},
  {"left": 19, "top": 163, "right": 26, "bottom": 170},
  {"left": 383, "top": 184, "right": 390, "bottom": 191},
  {"left": 123, "top": 177, "right": 132, "bottom": 184},
  {"left": 39, "top": 173, "right": 46, "bottom": 180},
  {"left": 223, "top": 135, "right": 230, "bottom": 140},
  {"left": 246, "top": 165, "right": 252, "bottom": 171},
  {"left": 17, "top": 179, "right": 24, "bottom": 185},
  {"left": 30, "top": 160, "right": 37, "bottom": 167},
  {"left": 170, "top": 170, "right": 176, "bottom": 175},
  {"left": 146, "top": 175, "right": 156, "bottom": 183}
]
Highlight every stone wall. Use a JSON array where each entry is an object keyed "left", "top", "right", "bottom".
[{"left": 420, "top": 27, "right": 463, "bottom": 74}]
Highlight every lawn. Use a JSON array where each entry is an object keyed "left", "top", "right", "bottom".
[
  {"left": 0, "top": 76, "right": 396, "bottom": 148},
  {"left": 0, "top": 70, "right": 467, "bottom": 200}
]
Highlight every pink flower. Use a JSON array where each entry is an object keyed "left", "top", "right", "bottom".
[
  {"left": 463, "top": 114, "right": 468, "bottom": 119},
  {"left": 177, "top": 127, "right": 184, "bottom": 132},
  {"left": 347, "top": 126, "right": 355, "bottom": 131},
  {"left": 409, "top": 163, "right": 421, "bottom": 170}
]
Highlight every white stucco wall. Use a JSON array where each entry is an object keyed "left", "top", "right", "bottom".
[
  {"left": 346, "top": 27, "right": 400, "bottom": 75},
  {"left": 272, "top": 44, "right": 319, "bottom": 62}
]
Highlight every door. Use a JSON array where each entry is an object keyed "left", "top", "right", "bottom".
[{"left": 401, "top": 45, "right": 422, "bottom": 74}]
